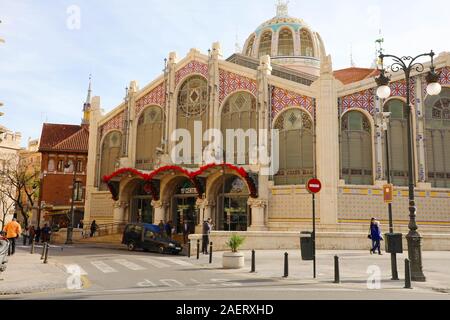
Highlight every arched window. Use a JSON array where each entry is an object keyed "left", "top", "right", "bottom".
[
  {"left": 136, "top": 106, "right": 163, "bottom": 170},
  {"left": 245, "top": 36, "right": 255, "bottom": 56},
  {"left": 99, "top": 131, "right": 122, "bottom": 190},
  {"left": 278, "top": 28, "right": 294, "bottom": 56},
  {"left": 177, "top": 76, "right": 208, "bottom": 166},
  {"left": 221, "top": 92, "right": 258, "bottom": 165},
  {"left": 300, "top": 29, "right": 314, "bottom": 57},
  {"left": 274, "top": 109, "right": 313, "bottom": 185},
  {"left": 383, "top": 99, "right": 408, "bottom": 186},
  {"left": 47, "top": 159, "right": 55, "bottom": 172},
  {"left": 425, "top": 88, "right": 450, "bottom": 188},
  {"left": 340, "top": 111, "right": 373, "bottom": 185},
  {"left": 258, "top": 31, "right": 272, "bottom": 57}
]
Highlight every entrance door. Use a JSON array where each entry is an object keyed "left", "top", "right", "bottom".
[
  {"left": 173, "top": 196, "right": 197, "bottom": 235},
  {"left": 218, "top": 196, "right": 249, "bottom": 231},
  {"left": 131, "top": 197, "right": 153, "bottom": 224}
]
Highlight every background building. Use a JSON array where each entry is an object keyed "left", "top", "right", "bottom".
[
  {"left": 84, "top": 4, "right": 450, "bottom": 249},
  {"left": 0, "top": 127, "right": 22, "bottom": 227}
]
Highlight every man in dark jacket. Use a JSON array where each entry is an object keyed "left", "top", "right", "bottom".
[
  {"left": 202, "top": 219, "right": 212, "bottom": 254},
  {"left": 41, "top": 224, "right": 51, "bottom": 243},
  {"left": 369, "top": 218, "right": 383, "bottom": 255},
  {"left": 164, "top": 221, "right": 172, "bottom": 239}
]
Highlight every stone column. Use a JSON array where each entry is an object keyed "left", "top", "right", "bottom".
[
  {"left": 152, "top": 200, "right": 166, "bottom": 224},
  {"left": 209, "top": 42, "right": 221, "bottom": 138},
  {"left": 415, "top": 75, "right": 427, "bottom": 185},
  {"left": 84, "top": 96, "right": 102, "bottom": 223},
  {"left": 127, "top": 81, "right": 138, "bottom": 168},
  {"left": 166, "top": 52, "right": 177, "bottom": 156},
  {"left": 247, "top": 198, "right": 268, "bottom": 231},
  {"left": 311, "top": 55, "right": 341, "bottom": 225},
  {"left": 113, "top": 201, "right": 128, "bottom": 223}
]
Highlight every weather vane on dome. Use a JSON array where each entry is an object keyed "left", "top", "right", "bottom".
[{"left": 276, "top": 0, "right": 289, "bottom": 17}]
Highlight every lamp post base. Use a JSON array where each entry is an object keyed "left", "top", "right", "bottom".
[
  {"left": 406, "top": 232, "right": 426, "bottom": 282},
  {"left": 65, "top": 228, "right": 74, "bottom": 245}
]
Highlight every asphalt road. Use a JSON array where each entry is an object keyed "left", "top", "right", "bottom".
[{"left": 6, "top": 245, "right": 450, "bottom": 300}]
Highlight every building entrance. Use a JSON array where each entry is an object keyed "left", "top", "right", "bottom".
[
  {"left": 215, "top": 176, "right": 250, "bottom": 231},
  {"left": 130, "top": 181, "right": 153, "bottom": 223}
]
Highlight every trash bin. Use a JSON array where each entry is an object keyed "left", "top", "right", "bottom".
[
  {"left": 384, "top": 233, "right": 403, "bottom": 254},
  {"left": 300, "top": 231, "right": 314, "bottom": 261}
]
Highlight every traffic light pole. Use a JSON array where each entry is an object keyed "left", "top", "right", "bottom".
[{"left": 384, "top": 122, "right": 399, "bottom": 280}]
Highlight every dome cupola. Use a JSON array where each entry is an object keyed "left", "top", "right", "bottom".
[{"left": 242, "top": 1, "right": 326, "bottom": 76}]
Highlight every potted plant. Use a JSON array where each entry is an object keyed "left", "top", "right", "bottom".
[{"left": 222, "top": 234, "right": 245, "bottom": 269}]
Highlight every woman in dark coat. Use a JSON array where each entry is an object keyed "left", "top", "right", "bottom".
[{"left": 369, "top": 218, "right": 383, "bottom": 255}]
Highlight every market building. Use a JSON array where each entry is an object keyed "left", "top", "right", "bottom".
[{"left": 84, "top": 3, "right": 450, "bottom": 249}]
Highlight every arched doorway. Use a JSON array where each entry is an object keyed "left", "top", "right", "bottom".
[
  {"left": 212, "top": 175, "right": 250, "bottom": 231},
  {"left": 169, "top": 178, "right": 199, "bottom": 235},
  {"left": 130, "top": 181, "right": 153, "bottom": 223}
]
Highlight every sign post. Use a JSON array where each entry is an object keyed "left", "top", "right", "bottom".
[{"left": 306, "top": 178, "right": 322, "bottom": 279}]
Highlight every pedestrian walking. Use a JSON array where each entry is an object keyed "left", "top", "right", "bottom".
[
  {"left": 158, "top": 220, "right": 165, "bottom": 237},
  {"left": 90, "top": 220, "right": 99, "bottom": 237},
  {"left": 202, "top": 218, "right": 213, "bottom": 254},
  {"left": 28, "top": 226, "right": 35, "bottom": 245},
  {"left": 182, "top": 220, "right": 190, "bottom": 244},
  {"left": 22, "top": 226, "right": 29, "bottom": 245},
  {"left": 3, "top": 218, "right": 22, "bottom": 256},
  {"left": 368, "top": 218, "right": 383, "bottom": 255},
  {"left": 164, "top": 221, "right": 173, "bottom": 239},
  {"left": 41, "top": 224, "right": 51, "bottom": 243},
  {"left": 35, "top": 226, "right": 41, "bottom": 243}
]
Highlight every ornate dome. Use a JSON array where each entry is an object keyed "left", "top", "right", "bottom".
[{"left": 242, "top": 1, "right": 326, "bottom": 76}]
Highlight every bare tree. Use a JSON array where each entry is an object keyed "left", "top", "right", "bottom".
[
  {"left": 0, "top": 190, "right": 14, "bottom": 229},
  {"left": 0, "top": 153, "right": 39, "bottom": 228}
]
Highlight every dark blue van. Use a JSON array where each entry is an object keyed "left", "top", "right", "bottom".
[{"left": 122, "top": 223, "right": 182, "bottom": 254}]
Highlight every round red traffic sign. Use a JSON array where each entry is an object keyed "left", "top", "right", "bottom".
[{"left": 306, "top": 178, "right": 322, "bottom": 194}]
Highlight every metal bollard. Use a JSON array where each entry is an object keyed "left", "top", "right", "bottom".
[
  {"left": 283, "top": 252, "right": 289, "bottom": 278},
  {"left": 187, "top": 240, "right": 191, "bottom": 258},
  {"left": 30, "top": 239, "right": 35, "bottom": 254},
  {"left": 250, "top": 250, "right": 256, "bottom": 273},
  {"left": 41, "top": 243, "right": 46, "bottom": 260},
  {"left": 196, "top": 239, "right": 200, "bottom": 260},
  {"left": 334, "top": 255, "right": 340, "bottom": 284},
  {"left": 404, "top": 259, "right": 412, "bottom": 289},
  {"left": 209, "top": 242, "right": 213, "bottom": 264},
  {"left": 43, "top": 243, "right": 49, "bottom": 264}
]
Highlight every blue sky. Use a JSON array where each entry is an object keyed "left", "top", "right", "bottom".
[{"left": 0, "top": 0, "right": 449, "bottom": 147}]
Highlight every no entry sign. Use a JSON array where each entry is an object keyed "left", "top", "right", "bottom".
[{"left": 306, "top": 178, "right": 322, "bottom": 194}]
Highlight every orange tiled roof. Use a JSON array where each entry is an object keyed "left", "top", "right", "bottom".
[
  {"left": 333, "top": 67, "right": 380, "bottom": 85},
  {"left": 39, "top": 123, "right": 88, "bottom": 153}
]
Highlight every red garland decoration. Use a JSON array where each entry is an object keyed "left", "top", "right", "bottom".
[{"left": 102, "top": 163, "right": 258, "bottom": 201}]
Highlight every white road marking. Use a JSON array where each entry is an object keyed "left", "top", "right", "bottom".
[
  {"left": 64, "top": 264, "right": 88, "bottom": 275},
  {"left": 113, "top": 259, "right": 146, "bottom": 271},
  {"left": 136, "top": 257, "right": 170, "bottom": 268},
  {"left": 160, "top": 279, "right": 185, "bottom": 287},
  {"left": 156, "top": 257, "right": 193, "bottom": 267},
  {"left": 137, "top": 279, "right": 157, "bottom": 287},
  {"left": 91, "top": 261, "right": 118, "bottom": 273}
]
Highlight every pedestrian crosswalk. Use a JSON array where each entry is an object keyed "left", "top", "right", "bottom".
[{"left": 73, "top": 256, "right": 196, "bottom": 275}]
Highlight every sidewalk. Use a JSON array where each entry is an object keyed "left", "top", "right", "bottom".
[
  {"left": 0, "top": 249, "right": 68, "bottom": 296},
  {"left": 189, "top": 249, "right": 450, "bottom": 294}
]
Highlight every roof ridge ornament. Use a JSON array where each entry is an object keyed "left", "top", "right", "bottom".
[{"left": 276, "top": 0, "right": 289, "bottom": 17}]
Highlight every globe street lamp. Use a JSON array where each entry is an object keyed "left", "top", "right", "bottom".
[{"left": 375, "top": 51, "right": 442, "bottom": 282}]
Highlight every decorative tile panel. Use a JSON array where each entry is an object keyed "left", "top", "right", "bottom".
[
  {"left": 271, "top": 86, "right": 314, "bottom": 117},
  {"left": 219, "top": 69, "right": 258, "bottom": 104},
  {"left": 100, "top": 111, "right": 124, "bottom": 139},
  {"left": 135, "top": 82, "right": 166, "bottom": 116},
  {"left": 439, "top": 67, "right": 450, "bottom": 85},
  {"left": 341, "top": 88, "right": 375, "bottom": 115},
  {"left": 389, "top": 78, "right": 415, "bottom": 104},
  {"left": 175, "top": 60, "right": 209, "bottom": 87}
]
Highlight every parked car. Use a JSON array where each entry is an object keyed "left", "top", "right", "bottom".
[{"left": 122, "top": 223, "right": 182, "bottom": 255}]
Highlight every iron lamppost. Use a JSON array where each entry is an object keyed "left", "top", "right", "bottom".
[{"left": 375, "top": 51, "right": 442, "bottom": 282}]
